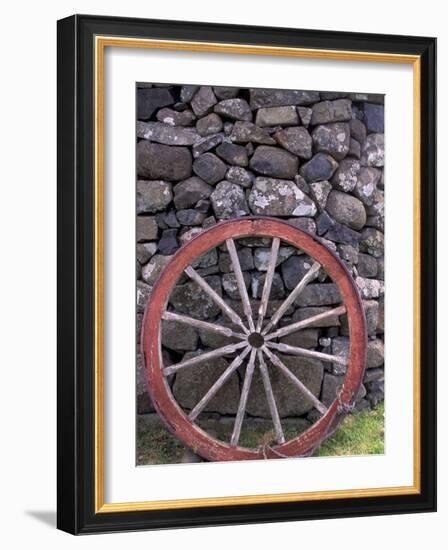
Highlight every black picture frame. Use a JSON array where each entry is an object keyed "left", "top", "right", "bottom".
[{"left": 57, "top": 14, "right": 436, "bottom": 534}]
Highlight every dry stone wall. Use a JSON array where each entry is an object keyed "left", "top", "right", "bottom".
[{"left": 136, "top": 84, "right": 385, "bottom": 426}]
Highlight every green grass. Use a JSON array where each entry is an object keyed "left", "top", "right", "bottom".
[{"left": 137, "top": 402, "right": 384, "bottom": 465}]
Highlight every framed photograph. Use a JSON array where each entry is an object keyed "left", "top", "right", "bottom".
[{"left": 57, "top": 14, "right": 436, "bottom": 534}]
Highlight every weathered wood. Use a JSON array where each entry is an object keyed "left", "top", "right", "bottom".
[
  {"left": 262, "top": 347, "right": 327, "bottom": 415},
  {"left": 162, "top": 310, "right": 246, "bottom": 339},
  {"left": 189, "top": 347, "right": 251, "bottom": 421},
  {"left": 262, "top": 261, "right": 320, "bottom": 335},
  {"left": 258, "top": 351, "right": 285, "bottom": 444},
  {"left": 226, "top": 238, "right": 255, "bottom": 332},
  {"left": 256, "top": 237, "right": 280, "bottom": 332},
  {"left": 230, "top": 348, "right": 257, "bottom": 447},
  {"left": 266, "top": 341, "right": 348, "bottom": 366},
  {"left": 184, "top": 265, "right": 249, "bottom": 334},
  {"left": 164, "top": 341, "right": 247, "bottom": 375},
  {"left": 265, "top": 305, "right": 347, "bottom": 341}
]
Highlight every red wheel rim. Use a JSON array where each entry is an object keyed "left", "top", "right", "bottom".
[{"left": 142, "top": 217, "right": 367, "bottom": 461}]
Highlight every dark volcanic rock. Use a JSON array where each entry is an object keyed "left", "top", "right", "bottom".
[
  {"left": 156, "top": 107, "right": 195, "bottom": 126},
  {"left": 137, "top": 142, "right": 192, "bottom": 181},
  {"left": 361, "top": 133, "right": 384, "bottom": 167},
  {"left": 173, "top": 177, "right": 213, "bottom": 209},
  {"left": 295, "top": 283, "right": 342, "bottom": 306},
  {"left": 363, "top": 103, "right": 384, "bottom": 133},
  {"left": 136, "top": 216, "right": 158, "bottom": 242},
  {"left": 169, "top": 276, "right": 222, "bottom": 320},
  {"left": 196, "top": 113, "right": 223, "bottom": 136},
  {"left": 225, "top": 166, "right": 254, "bottom": 188},
  {"left": 158, "top": 229, "right": 179, "bottom": 255},
  {"left": 193, "top": 152, "right": 227, "bottom": 184},
  {"left": 331, "top": 159, "right": 361, "bottom": 192},
  {"left": 213, "top": 86, "right": 240, "bottom": 99},
  {"left": 216, "top": 142, "right": 248, "bottom": 167},
  {"left": 176, "top": 209, "right": 206, "bottom": 226},
  {"left": 281, "top": 255, "right": 318, "bottom": 290},
  {"left": 300, "top": 153, "right": 338, "bottom": 182},
  {"left": 190, "top": 86, "right": 217, "bottom": 117},
  {"left": 137, "top": 87, "right": 175, "bottom": 119},
  {"left": 191, "top": 133, "right": 225, "bottom": 158},
  {"left": 161, "top": 319, "right": 198, "bottom": 351},
  {"left": 249, "top": 145, "right": 299, "bottom": 179}
]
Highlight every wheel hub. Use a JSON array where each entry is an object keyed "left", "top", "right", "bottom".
[{"left": 248, "top": 332, "right": 264, "bottom": 348}]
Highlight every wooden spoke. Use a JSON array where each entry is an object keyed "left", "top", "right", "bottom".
[
  {"left": 230, "top": 348, "right": 257, "bottom": 447},
  {"left": 256, "top": 237, "right": 280, "bottom": 332},
  {"left": 258, "top": 351, "right": 285, "bottom": 444},
  {"left": 265, "top": 305, "right": 347, "bottom": 341},
  {"left": 162, "top": 311, "right": 246, "bottom": 340},
  {"left": 262, "top": 347, "right": 327, "bottom": 415},
  {"left": 164, "top": 341, "right": 247, "bottom": 376},
  {"left": 266, "top": 341, "right": 348, "bottom": 367},
  {"left": 184, "top": 265, "right": 249, "bottom": 334},
  {"left": 189, "top": 347, "right": 251, "bottom": 421},
  {"left": 226, "top": 239, "right": 255, "bottom": 332},
  {"left": 262, "top": 262, "right": 321, "bottom": 335}
]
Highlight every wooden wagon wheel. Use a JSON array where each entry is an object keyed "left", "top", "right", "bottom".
[{"left": 142, "top": 217, "right": 367, "bottom": 461}]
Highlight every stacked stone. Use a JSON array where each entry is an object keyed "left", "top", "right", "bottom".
[{"left": 136, "top": 84, "right": 385, "bottom": 425}]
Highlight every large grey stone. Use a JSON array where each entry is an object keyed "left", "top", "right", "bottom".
[
  {"left": 196, "top": 113, "right": 223, "bottom": 136},
  {"left": 255, "top": 106, "right": 299, "bottom": 127},
  {"left": 176, "top": 209, "right": 206, "bottom": 226},
  {"left": 252, "top": 272, "right": 285, "bottom": 299},
  {"left": 298, "top": 106, "right": 312, "bottom": 127},
  {"left": 173, "top": 177, "right": 213, "bottom": 209},
  {"left": 321, "top": 373, "right": 344, "bottom": 407},
  {"left": 137, "top": 121, "right": 200, "bottom": 146},
  {"left": 216, "top": 142, "right": 248, "bottom": 167},
  {"left": 173, "top": 354, "right": 240, "bottom": 414},
  {"left": 331, "top": 159, "right": 361, "bottom": 192},
  {"left": 136, "top": 242, "right": 157, "bottom": 264},
  {"left": 192, "top": 133, "right": 225, "bottom": 158},
  {"left": 246, "top": 354, "right": 324, "bottom": 417},
  {"left": 136, "top": 180, "right": 173, "bottom": 213},
  {"left": 169, "top": 276, "right": 222, "bottom": 320},
  {"left": 326, "top": 190, "right": 367, "bottom": 230},
  {"left": 230, "top": 121, "right": 276, "bottom": 145},
  {"left": 286, "top": 217, "right": 317, "bottom": 234},
  {"left": 136, "top": 216, "right": 158, "bottom": 242},
  {"left": 137, "top": 87, "right": 174, "bottom": 119},
  {"left": 249, "top": 89, "right": 320, "bottom": 109},
  {"left": 279, "top": 328, "right": 319, "bottom": 349},
  {"left": 312, "top": 122, "right": 350, "bottom": 161},
  {"left": 248, "top": 177, "right": 317, "bottom": 217},
  {"left": 193, "top": 153, "right": 227, "bottom": 184},
  {"left": 274, "top": 127, "right": 312, "bottom": 159},
  {"left": 366, "top": 339, "right": 384, "bottom": 368},
  {"left": 180, "top": 85, "right": 198, "bottom": 103},
  {"left": 295, "top": 283, "right": 342, "bottom": 306},
  {"left": 210, "top": 181, "right": 250, "bottom": 219},
  {"left": 161, "top": 319, "right": 198, "bottom": 351},
  {"left": 310, "top": 99, "right": 352, "bottom": 125},
  {"left": 214, "top": 98, "right": 252, "bottom": 121},
  {"left": 141, "top": 254, "right": 173, "bottom": 284},
  {"left": 361, "top": 133, "right": 384, "bottom": 167},
  {"left": 359, "top": 227, "right": 384, "bottom": 257},
  {"left": 137, "top": 142, "right": 192, "bottom": 181},
  {"left": 156, "top": 107, "right": 196, "bottom": 126},
  {"left": 249, "top": 146, "right": 299, "bottom": 179},
  {"left": 300, "top": 153, "right": 338, "bottom": 182},
  {"left": 340, "top": 300, "right": 378, "bottom": 336},
  {"left": 349, "top": 118, "right": 367, "bottom": 144},
  {"left": 190, "top": 86, "right": 217, "bottom": 117}
]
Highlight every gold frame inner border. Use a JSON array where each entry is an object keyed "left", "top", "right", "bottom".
[{"left": 94, "top": 35, "right": 421, "bottom": 513}]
